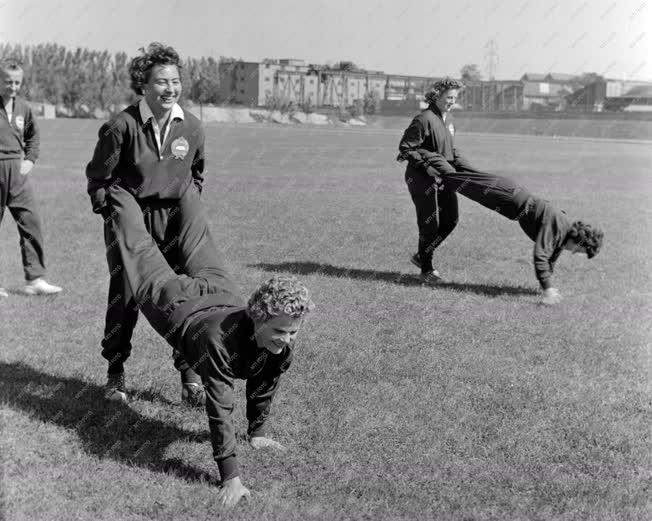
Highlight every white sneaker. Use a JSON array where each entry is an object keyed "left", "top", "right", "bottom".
[
  {"left": 23, "top": 278, "right": 62, "bottom": 295},
  {"left": 0, "top": 288, "right": 8, "bottom": 298},
  {"left": 105, "top": 373, "right": 128, "bottom": 402}
]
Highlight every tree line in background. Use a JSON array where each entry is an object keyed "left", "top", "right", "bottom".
[
  {"left": 2, "top": 43, "right": 610, "bottom": 118},
  {"left": 0, "top": 43, "right": 224, "bottom": 116},
  {"left": 0, "top": 42, "right": 384, "bottom": 119}
]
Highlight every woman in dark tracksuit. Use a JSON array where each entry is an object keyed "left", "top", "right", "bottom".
[
  {"left": 398, "top": 79, "right": 603, "bottom": 304},
  {"left": 398, "top": 78, "right": 475, "bottom": 283},
  {"left": 106, "top": 182, "right": 313, "bottom": 508},
  {"left": 86, "top": 43, "right": 208, "bottom": 404},
  {"left": 431, "top": 168, "right": 603, "bottom": 304}
]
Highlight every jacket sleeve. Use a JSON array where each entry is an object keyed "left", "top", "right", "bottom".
[
  {"left": 23, "top": 105, "right": 40, "bottom": 163},
  {"left": 246, "top": 350, "right": 293, "bottom": 438},
  {"left": 532, "top": 217, "right": 563, "bottom": 289},
  {"left": 85, "top": 119, "right": 125, "bottom": 214},
  {"left": 397, "top": 117, "right": 455, "bottom": 177},
  {"left": 420, "top": 149, "right": 457, "bottom": 175},
  {"left": 452, "top": 146, "right": 477, "bottom": 172},
  {"left": 203, "top": 336, "right": 240, "bottom": 481},
  {"left": 191, "top": 125, "right": 205, "bottom": 193}
]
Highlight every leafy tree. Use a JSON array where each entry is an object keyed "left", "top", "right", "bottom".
[
  {"left": 363, "top": 89, "right": 381, "bottom": 115},
  {"left": 572, "top": 72, "right": 604, "bottom": 86},
  {"left": 460, "top": 64, "right": 482, "bottom": 82},
  {"left": 335, "top": 61, "right": 360, "bottom": 72},
  {"left": 194, "top": 56, "right": 221, "bottom": 104}
]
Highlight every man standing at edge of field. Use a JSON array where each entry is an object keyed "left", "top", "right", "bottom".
[
  {"left": 106, "top": 182, "right": 314, "bottom": 508},
  {"left": 0, "top": 59, "right": 62, "bottom": 297},
  {"left": 398, "top": 79, "right": 604, "bottom": 305},
  {"left": 86, "top": 43, "right": 208, "bottom": 404},
  {"left": 397, "top": 78, "right": 476, "bottom": 285}
]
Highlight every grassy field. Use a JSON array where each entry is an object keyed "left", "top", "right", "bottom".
[{"left": 1, "top": 120, "right": 651, "bottom": 520}]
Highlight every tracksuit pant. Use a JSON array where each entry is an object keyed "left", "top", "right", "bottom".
[
  {"left": 0, "top": 159, "right": 47, "bottom": 281},
  {"left": 405, "top": 165, "right": 459, "bottom": 273},
  {"left": 104, "top": 184, "right": 243, "bottom": 349}
]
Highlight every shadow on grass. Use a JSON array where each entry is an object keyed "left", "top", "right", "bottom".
[
  {"left": 250, "top": 261, "right": 538, "bottom": 297},
  {"left": 0, "top": 361, "right": 218, "bottom": 485}
]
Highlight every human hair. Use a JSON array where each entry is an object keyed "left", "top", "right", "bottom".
[
  {"left": 566, "top": 221, "right": 604, "bottom": 259},
  {"left": 424, "top": 77, "right": 464, "bottom": 106},
  {"left": 248, "top": 276, "right": 315, "bottom": 323},
  {"left": 0, "top": 58, "right": 23, "bottom": 75},
  {"left": 128, "top": 42, "right": 182, "bottom": 95}
]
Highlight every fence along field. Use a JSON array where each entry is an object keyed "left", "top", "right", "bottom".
[{"left": 0, "top": 119, "right": 650, "bottom": 520}]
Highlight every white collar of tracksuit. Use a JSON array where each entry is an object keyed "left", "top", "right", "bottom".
[{"left": 138, "top": 98, "right": 184, "bottom": 154}]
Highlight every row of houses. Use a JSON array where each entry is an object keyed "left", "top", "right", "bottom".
[{"left": 218, "top": 59, "right": 652, "bottom": 112}]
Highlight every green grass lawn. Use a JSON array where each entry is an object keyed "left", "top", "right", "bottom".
[{"left": 1, "top": 120, "right": 650, "bottom": 520}]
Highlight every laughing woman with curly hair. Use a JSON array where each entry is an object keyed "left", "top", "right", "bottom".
[
  {"left": 105, "top": 181, "right": 314, "bottom": 507},
  {"left": 86, "top": 43, "right": 209, "bottom": 405}
]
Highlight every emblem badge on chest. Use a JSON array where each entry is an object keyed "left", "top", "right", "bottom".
[
  {"left": 15, "top": 116, "right": 25, "bottom": 131},
  {"left": 448, "top": 123, "right": 455, "bottom": 136},
  {"left": 171, "top": 136, "right": 189, "bottom": 159}
]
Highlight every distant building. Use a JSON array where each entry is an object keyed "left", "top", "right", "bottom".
[
  {"left": 520, "top": 72, "right": 580, "bottom": 110},
  {"left": 273, "top": 59, "right": 319, "bottom": 106},
  {"left": 218, "top": 60, "right": 262, "bottom": 106},
  {"left": 218, "top": 59, "right": 648, "bottom": 114},
  {"left": 220, "top": 58, "right": 389, "bottom": 108},
  {"left": 567, "top": 79, "right": 652, "bottom": 112},
  {"left": 459, "top": 80, "right": 523, "bottom": 111},
  {"left": 618, "top": 84, "right": 652, "bottom": 111},
  {"left": 218, "top": 58, "right": 318, "bottom": 106},
  {"left": 318, "top": 66, "right": 386, "bottom": 107},
  {"left": 385, "top": 75, "right": 439, "bottom": 101}
]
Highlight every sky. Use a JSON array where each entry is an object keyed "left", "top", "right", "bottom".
[{"left": 2, "top": 0, "right": 651, "bottom": 80}]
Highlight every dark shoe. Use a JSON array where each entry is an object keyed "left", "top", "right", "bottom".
[
  {"left": 182, "top": 382, "right": 206, "bottom": 407},
  {"left": 105, "top": 373, "right": 127, "bottom": 402},
  {"left": 409, "top": 253, "right": 422, "bottom": 270},
  {"left": 411, "top": 253, "right": 441, "bottom": 280},
  {"left": 420, "top": 270, "right": 442, "bottom": 285}
]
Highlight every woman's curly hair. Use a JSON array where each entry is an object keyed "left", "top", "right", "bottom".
[
  {"left": 128, "top": 42, "right": 182, "bottom": 95},
  {"left": 424, "top": 77, "right": 465, "bottom": 106},
  {"left": 248, "top": 276, "right": 315, "bottom": 323},
  {"left": 567, "top": 221, "right": 604, "bottom": 259}
]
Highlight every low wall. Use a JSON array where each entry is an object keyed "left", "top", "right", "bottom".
[
  {"left": 367, "top": 114, "right": 652, "bottom": 140},
  {"left": 455, "top": 110, "right": 652, "bottom": 121}
]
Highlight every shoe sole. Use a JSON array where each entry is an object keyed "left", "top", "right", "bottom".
[
  {"left": 105, "top": 390, "right": 128, "bottom": 402},
  {"left": 23, "top": 289, "right": 62, "bottom": 296}
]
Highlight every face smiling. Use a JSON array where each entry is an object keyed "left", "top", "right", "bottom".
[
  {"left": 1, "top": 67, "right": 23, "bottom": 100},
  {"left": 142, "top": 64, "right": 181, "bottom": 118},
  {"left": 435, "top": 88, "right": 459, "bottom": 113},
  {"left": 564, "top": 239, "right": 587, "bottom": 255},
  {"left": 253, "top": 313, "right": 303, "bottom": 355}
]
